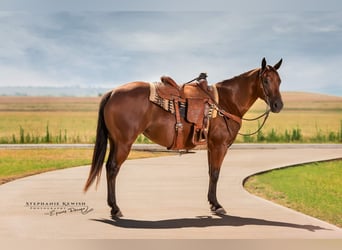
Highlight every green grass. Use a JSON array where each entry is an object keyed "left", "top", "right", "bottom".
[
  {"left": 236, "top": 97, "right": 342, "bottom": 143},
  {"left": 0, "top": 148, "right": 171, "bottom": 184},
  {"left": 244, "top": 160, "right": 342, "bottom": 227},
  {"left": 0, "top": 111, "right": 97, "bottom": 143}
]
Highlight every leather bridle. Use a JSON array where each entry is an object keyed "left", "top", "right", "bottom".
[{"left": 237, "top": 68, "right": 272, "bottom": 136}]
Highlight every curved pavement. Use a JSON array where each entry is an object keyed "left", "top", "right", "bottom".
[{"left": 0, "top": 144, "right": 341, "bottom": 239}]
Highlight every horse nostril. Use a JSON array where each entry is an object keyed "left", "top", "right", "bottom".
[{"left": 272, "top": 100, "right": 283, "bottom": 112}]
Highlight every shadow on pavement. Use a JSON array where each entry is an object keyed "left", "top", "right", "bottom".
[{"left": 91, "top": 214, "right": 330, "bottom": 232}]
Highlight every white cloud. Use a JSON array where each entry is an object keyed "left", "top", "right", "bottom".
[
  {"left": 0, "top": 11, "right": 341, "bottom": 95},
  {"left": 1, "top": 66, "right": 70, "bottom": 87},
  {"left": 280, "top": 55, "right": 342, "bottom": 93}
]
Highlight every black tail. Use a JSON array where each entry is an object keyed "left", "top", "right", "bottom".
[{"left": 84, "top": 91, "right": 112, "bottom": 192}]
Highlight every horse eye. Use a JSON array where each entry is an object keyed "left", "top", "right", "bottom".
[{"left": 263, "top": 78, "right": 269, "bottom": 85}]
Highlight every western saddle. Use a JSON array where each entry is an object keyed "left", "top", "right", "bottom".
[{"left": 149, "top": 73, "right": 219, "bottom": 150}]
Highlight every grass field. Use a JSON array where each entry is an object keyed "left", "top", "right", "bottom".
[
  {"left": 244, "top": 159, "right": 342, "bottom": 227},
  {"left": 0, "top": 148, "right": 172, "bottom": 185},
  {"left": 0, "top": 92, "right": 341, "bottom": 143},
  {"left": 238, "top": 92, "right": 342, "bottom": 142},
  {"left": 0, "top": 96, "right": 99, "bottom": 143}
]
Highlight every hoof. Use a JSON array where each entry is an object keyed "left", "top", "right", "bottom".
[
  {"left": 210, "top": 205, "right": 226, "bottom": 215},
  {"left": 214, "top": 207, "right": 227, "bottom": 215},
  {"left": 111, "top": 209, "right": 123, "bottom": 219}
]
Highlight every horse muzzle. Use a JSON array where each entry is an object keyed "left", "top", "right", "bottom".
[{"left": 270, "top": 98, "right": 283, "bottom": 113}]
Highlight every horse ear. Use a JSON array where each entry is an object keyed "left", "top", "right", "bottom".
[
  {"left": 274, "top": 58, "right": 283, "bottom": 70},
  {"left": 261, "top": 57, "right": 267, "bottom": 71}
]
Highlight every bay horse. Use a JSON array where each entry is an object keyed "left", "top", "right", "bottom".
[{"left": 84, "top": 58, "right": 283, "bottom": 217}]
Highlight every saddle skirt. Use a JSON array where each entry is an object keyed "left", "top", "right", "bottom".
[{"left": 149, "top": 77, "right": 219, "bottom": 150}]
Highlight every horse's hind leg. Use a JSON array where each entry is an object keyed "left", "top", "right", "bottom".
[{"left": 106, "top": 139, "right": 132, "bottom": 218}]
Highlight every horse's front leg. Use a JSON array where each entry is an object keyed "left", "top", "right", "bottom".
[{"left": 207, "top": 144, "right": 228, "bottom": 214}]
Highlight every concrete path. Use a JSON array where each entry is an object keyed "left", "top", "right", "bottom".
[{"left": 0, "top": 145, "right": 341, "bottom": 239}]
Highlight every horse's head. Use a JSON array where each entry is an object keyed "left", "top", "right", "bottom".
[{"left": 258, "top": 58, "right": 284, "bottom": 113}]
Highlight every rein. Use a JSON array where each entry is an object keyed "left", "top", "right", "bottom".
[{"left": 238, "top": 105, "right": 270, "bottom": 136}]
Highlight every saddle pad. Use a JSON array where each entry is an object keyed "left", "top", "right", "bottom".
[{"left": 149, "top": 82, "right": 186, "bottom": 116}]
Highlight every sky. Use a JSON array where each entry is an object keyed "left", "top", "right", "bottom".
[{"left": 0, "top": 1, "right": 341, "bottom": 96}]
